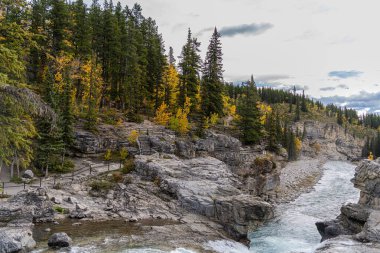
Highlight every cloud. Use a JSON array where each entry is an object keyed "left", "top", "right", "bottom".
[
  {"left": 320, "top": 91, "right": 380, "bottom": 113},
  {"left": 320, "top": 84, "right": 349, "bottom": 91},
  {"left": 328, "top": 70, "right": 363, "bottom": 79},
  {"left": 197, "top": 23, "right": 273, "bottom": 37},
  {"left": 320, "top": 86, "right": 336, "bottom": 91},
  {"left": 337, "top": 84, "right": 349, "bottom": 89}
]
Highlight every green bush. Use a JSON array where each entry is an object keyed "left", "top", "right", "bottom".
[
  {"left": 121, "top": 158, "right": 135, "bottom": 174},
  {"left": 126, "top": 111, "right": 143, "bottom": 123},
  {"left": 90, "top": 180, "right": 114, "bottom": 192},
  {"left": 52, "top": 159, "right": 75, "bottom": 174},
  {"left": 53, "top": 205, "right": 68, "bottom": 214},
  {"left": 10, "top": 176, "right": 23, "bottom": 184}
]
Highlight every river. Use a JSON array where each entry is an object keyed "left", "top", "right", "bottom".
[{"left": 32, "top": 161, "right": 358, "bottom": 253}]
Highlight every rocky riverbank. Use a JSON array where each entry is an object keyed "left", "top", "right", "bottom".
[
  {"left": 315, "top": 159, "right": 380, "bottom": 252},
  {"left": 0, "top": 119, "right": 365, "bottom": 252}
]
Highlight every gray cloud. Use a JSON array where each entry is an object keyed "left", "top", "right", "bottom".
[
  {"left": 197, "top": 23, "right": 273, "bottom": 37},
  {"left": 328, "top": 70, "right": 363, "bottom": 79},
  {"left": 320, "top": 84, "right": 349, "bottom": 91},
  {"left": 320, "top": 91, "right": 380, "bottom": 112},
  {"left": 320, "top": 86, "right": 336, "bottom": 91},
  {"left": 337, "top": 84, "right": 349, "bottom": 89}
]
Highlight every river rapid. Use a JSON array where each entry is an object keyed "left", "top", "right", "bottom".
[{"left": 31, "top": 161, "right": 358, "bottom": 253}]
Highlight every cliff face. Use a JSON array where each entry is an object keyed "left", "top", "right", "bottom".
[
  {"left": 315, "top": 160, "right": 380, "bottom": 252},
  {"left": 298, "top": 120, "right": 363, "bottom": 160}
]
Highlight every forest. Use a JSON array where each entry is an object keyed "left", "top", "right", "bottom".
[{"left": 1, "top": 0, "right": 379, "bottom": 179}]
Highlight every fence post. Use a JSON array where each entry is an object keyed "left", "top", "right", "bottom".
[
  {"left": 39, "top": 178, "right": 42, "bottom": 187},
  {"left": 23, "top": 182, "right": 26, "bottom": 190}
]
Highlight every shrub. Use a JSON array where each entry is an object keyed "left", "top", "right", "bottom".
[
  {"left": 126, "top": 111, "right": 143, "bottom": 123},
  {"left": 121, "top": 158, "right": 135, "bottom": 174},
  {"left": 112, "top": 172, "right": 123, "bottom": 183},
  {"left": 53, "top": 205, "right": 68, "bottom": 214},
  {"left": 128, "top": 130, "right": 139, "bottom": 145},
  {"left": 53, "top": 159, "right": 75, "bottom": 174},
  {"left": 90, "top": 180, "right": 114, "bottom": 192},
  {"left": 10, "top": 176, "right": 23, "bottom": 184}
]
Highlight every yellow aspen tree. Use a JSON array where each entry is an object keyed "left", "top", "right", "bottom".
[{"left": 154, "top": 102, "right": 171, "bottom": 126}]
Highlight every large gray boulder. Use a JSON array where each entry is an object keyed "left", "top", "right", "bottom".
[
  {"left": 135, "top": 154, "right": 274, "bottom": 240},
  {"left": 48, "top": 232, "right": 72, "bottom": 248},
  {"left": 0, "top": 188, "right": 54, "bottom": 225},
  {"left": 0, "top": 227, "right": 36, "bottom": 253},
  {"left": 21, "top": 170, "right": 34, "bottom": 179}
]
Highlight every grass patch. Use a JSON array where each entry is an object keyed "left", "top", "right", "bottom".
[{"left": 53, "top": 205, "right": 68, "bottom": 214}]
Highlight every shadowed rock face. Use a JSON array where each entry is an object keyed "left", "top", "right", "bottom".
[
  {"left": 316, "top": 160, "right": 380, "bottom": 252},
  {"left": 135, "top": 154, "right": 274, "bottom": 240}
]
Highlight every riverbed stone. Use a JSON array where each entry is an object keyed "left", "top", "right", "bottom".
[{"left": 48, "top": 232, "right": 72, "bottom": 248}]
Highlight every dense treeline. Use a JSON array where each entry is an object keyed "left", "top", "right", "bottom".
[{"left": 1, "top": 0, "right": 378, "bottom": 177}]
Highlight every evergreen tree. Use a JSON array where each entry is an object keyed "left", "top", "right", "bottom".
[
  {"left": 50, "top": 0, "right": 70, "bottom": 55},
  {"left": 294, "top": 96, "right": 300, "bottom": 122},
  {"left": 301, "top": 90, "right": 308, "bottom": 112},
  {"left": 201, "top": 27, "right": 224, "bottom": 117},
  {"left": 237, "top": 77, "right": 262, "bottom": 144},
  {"left": 169, "top": 46, "right": 176, "bottom": 66},
  {"left": 287, "top": 130, "right": 297, "bottom": 161},
  {"left": 178, "top": 28, "right": 201, "bottom": 112}
]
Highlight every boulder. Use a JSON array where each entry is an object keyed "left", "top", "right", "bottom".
[
  {"left": 48, "top": 232, "right": 72, "bottom": 248},
  {"left": 0, "top": 188, "right": 54, "bottom": 225},
  {"left": 135, "top": 154, "right": 274, "bottom": 240},
  {"left": 22, "top": 170, "right": 34, "bottom": 179},
  {"left": 0, "top": 227, "right": 36, "bottom": 253}
]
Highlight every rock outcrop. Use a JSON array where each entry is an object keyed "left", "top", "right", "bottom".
[
  {"left": 316, "top": 160, "right": 380, "bottom": 251},
  {"left": 135, "top": 153, "right": 274, "bottom": 240},
  {"left": 299, "top": 121, "right": 363, "bottom": 160},
  {"left": 0, "top": 227, "right": 36, "bottom": 253},
  {"left": 0, "top": 188, "right": 55, "bottom": 252}
]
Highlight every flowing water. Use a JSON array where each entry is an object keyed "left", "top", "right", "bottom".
[
  {"left": 249, "top": 161, "right": 359, "bottom": 253},
  {"left": 32, "top": 161, "right": 359, "bottom": 253}
]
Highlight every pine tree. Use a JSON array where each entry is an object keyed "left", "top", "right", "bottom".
[
  {"left": 178, "top": 28, "right": 201, "bottom": 112},
  {"left": 50, "top": 0, "right": 70, "bottom": 56},
  {"left": 201, "top": 27, "right": 224, "bottom": 117},
  {"left": 294, "top": 96, "right": 301, "bottom": 122},
  {"left": 169, "top": 46, "right": 176, "bottom": 66},
  {"left": 237, "top": 76, "right": 262, "bottom": 144},
  {"left": 301, "top": 90, "right": 308, "bottom": 112}
]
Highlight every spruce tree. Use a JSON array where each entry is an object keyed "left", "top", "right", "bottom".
[
  {"left": 294, "top": 96, "right": 301, "bottom": 122},
  {"left": 237, "top": 77, "right": 262, "bottom": 144},
  {"left": 178, "top": 28, "right": 201, "bottom": 112},
  {"left": 301, "top": 90, "right": 308, "bottom": 112},
  {"left": 201, "top": 27, "right": 224, "bottom": 117}
]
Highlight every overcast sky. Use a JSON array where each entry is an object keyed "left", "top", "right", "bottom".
[{"left": 88, "top": 0, "right": 380, "bottom": 113}]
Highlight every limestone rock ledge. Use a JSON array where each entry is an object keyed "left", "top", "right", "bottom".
[
  {"left": 135, "top": 154, "right": 274, "bottom": 240},
  {"left": 315, "top": 160, "right": 380, "bottom": 252}
]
